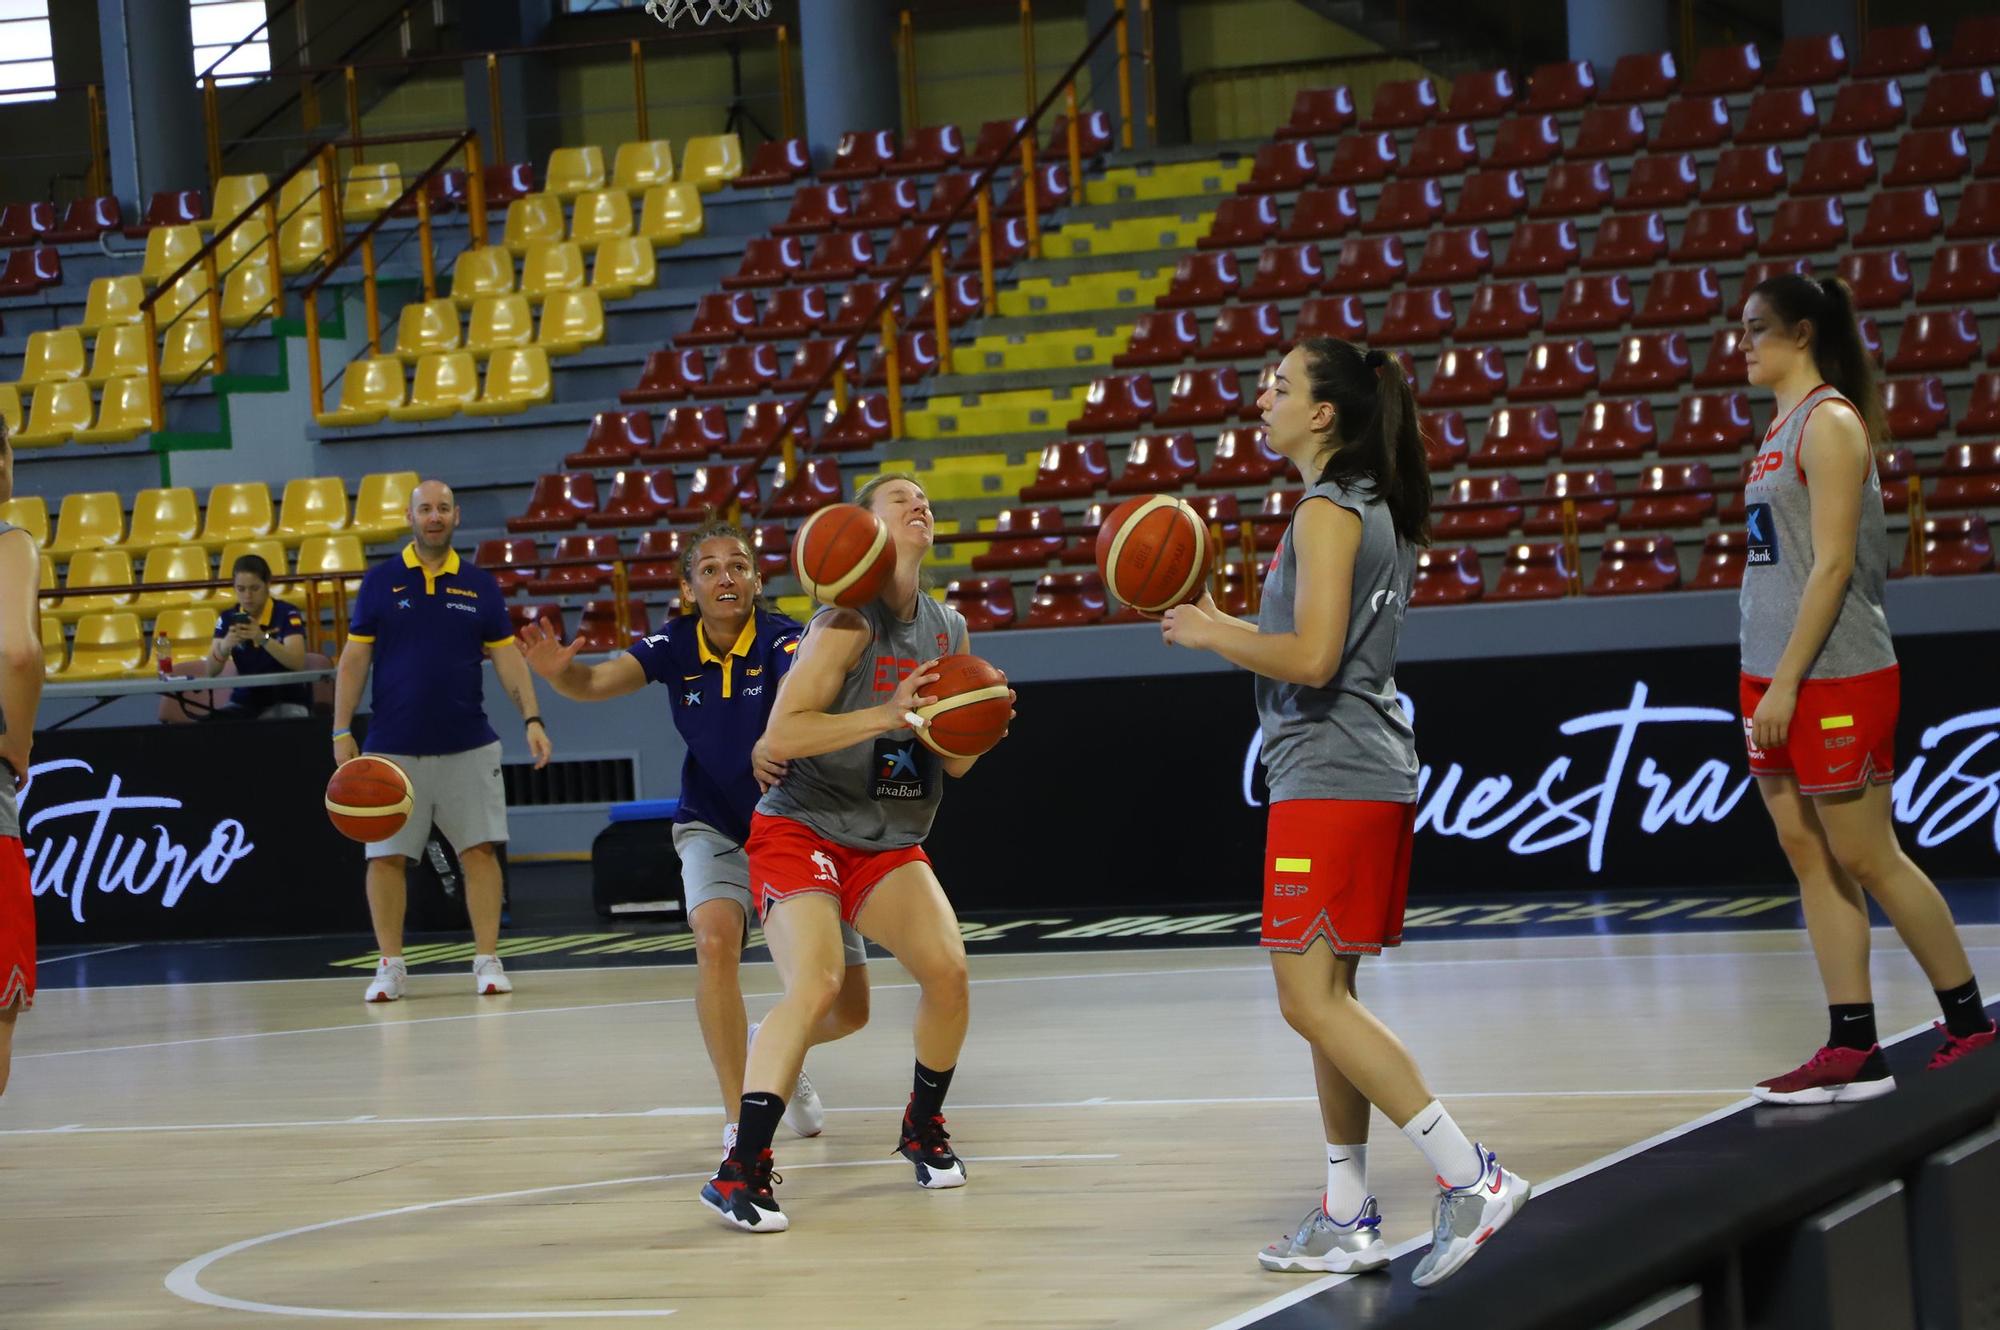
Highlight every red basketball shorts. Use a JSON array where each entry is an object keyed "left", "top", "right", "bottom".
[
  {"left": 1740, "top": 664, "right": 1898, "bottom": 796},
  {"left": 1262, "top": 799, "right": 1416, "bottom": 954},
  {"left": 747, "top": 812, "right": 931, "bottom": 926},
  {"left": 0, "top": 836, "right": 33, "bottom": 1011}
]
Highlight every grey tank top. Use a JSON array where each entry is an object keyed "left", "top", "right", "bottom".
[
  {"left": 1255, "top": 480, "right": 1419, "bottom": 803},
  {"left": 756, "top": 593, "right": 968, "bottom": 849},
  {"left": 0, "top": 521, "right": 21, "bottom": 838},
  {"left": 1739, "top": 384, "right": 1896, "bottom": 681}
]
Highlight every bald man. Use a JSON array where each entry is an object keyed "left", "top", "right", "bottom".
[{"left": 333, "top": 479, "right": 552, "bottom": 1003}]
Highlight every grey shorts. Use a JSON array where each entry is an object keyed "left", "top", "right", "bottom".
[
  {"left": 673, "top": 820, "right": 867, "bottom": 967},
  {"left": 365, "top": 741, "right": 509, "bottom": 861}
]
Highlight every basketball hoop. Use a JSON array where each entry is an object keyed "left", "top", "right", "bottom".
[{"left": 644, "top": 0, "right": 773, "bottom": 25}]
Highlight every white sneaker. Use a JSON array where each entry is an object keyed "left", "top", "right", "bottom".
[
  {"left": 1258, "top": 1195, "right": 1391, "bottom": 1273},
  {"left": 364, "top": 959, "right": 406, "bottom": 1004},
  {"left": 473, "top": 955, "right": 512, "bottom": 995},
  {"left": 1409, "top": 1146, "right": 1531, "bottom": 1287},
  {"left": 746, "top": 1022, "right": 827, "bottom": 1138}
]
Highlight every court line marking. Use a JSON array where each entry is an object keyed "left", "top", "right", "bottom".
[
  {"left": 0, "top": 1089, "right": 1747, "bottom": 1139},
  {"left": 162, "top": 1153, "right": 1119, "bottom": 1322},
  {"left": 34, "top": 942, "right": 141, "bottom": 965}
]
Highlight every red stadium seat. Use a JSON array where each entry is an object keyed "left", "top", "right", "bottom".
[
  {"left": 1434, "top": 474, "right": 1522, "bottom": 539},
  {"left": 773, "top": 185, "right": 851, "bottom": 235},
  {"left": 870, "top": 224, "right": 940, "bottom": 277},
  {"left": 1492, "top": 543, "right": 1574, "bottom": 600},
  {"left": 1706, "top": 146, "right": 1789, "bottom": 201},
  {"left": 1044, "top": 109, "right": 1115, "bottom": 159},
  {"left": 1622, "top": 462, "right": 1715, "bottom": 528},
  {"left": 45, "top": 196, "right": 120, "bottom": 244},
  {"left": 1763, "top": 197, "right": 1847, "bottom": 255},
  {"left": 1322, "top": 236, "right": 1408, "bottom": 291},
  {"left": 1023, "top": 571, "right": 1108, "bottom": 627},
  {"left": 1444, "top": 69, "right": 1518, "bottom": 122},
  {"left": 1157, "top": 251, "right": 1241, "bottom": 307},
  {"left": 642, "top": 404, "right": 731, "bottom": 461},
  {"left": 1770, "top": 33, "right": 1846, "bottom": 87},
  {"left": 1827, "top": 79, "right": 1906, "bottom": 135},
  {"left": 1547, "top": 274, "right": 1634, "bottom": 333},
  {"left": 1531, "top": 161, "right": 1615, "bottom": 217},
  {"left": 574, "top": 601, "right": 652, "bottom": 653},
  {"left": 1410, "top": 226, "right": 1494, "bottom": 285},
  {"left": 1472, "top": 405, "right": 1563, "bottom": 468},
  {"left": 1694, "top": 328, "right": 1750, "bottom": 387},
  {"left": 1737, "top": 88, "right": 1817, "bottom": 144},
  {"left": 1588, "top": 536, "right": 1682, "bottom": 595},
  {"left": 1068, "top": 374, "right": 1157, "bottom": 434},
  {"left": 1732, "top": 259, "right": 1811, "bottom": 317},
  {"left": 565, "top": 410, "right": 653, "bottom": 468},
  {"left": 508, "top": 603, "right": 565, "bottom": 637},
  {"left": 1687, "top": 42, "right": 1763, "bottom": 95},
  {"left": 1278, "top": 186, "right": 1360, "bottom": 240},
  {"left": 1199, "top": 303, "right": 1286, "bottom": 362},
  {"left": 1603, "top": 332, "right": 1693, "bottom": 394},
  {"left": 758, "top": 456, "right": 842, "bottom": 519},
  {"left": 626, "top": 529, "right": 687, "bottom": 590},
  {"left": 1565, "top": 399, "right": 1658, "bottom": 461},
  {"left": 949, "top": 216, "right": 1029, "bottom": 271},
  {"left": 889, "top": 124, "right": 964, "bottom": 175},
  {"left": 964, "top": 119, "right": 1027, "bottom": 169},
  {"left": 1239, "top": 140, "right": 1319, "bottom": 195},
  {"left": 1652, "top": 96, "right": 1732, "bottom": 151},
  {"left": 1930, "top": 442, "right": 2000, "bottom": 509},
  {"left": 1663, "top": 392, "right": 1755, "bottom": 456},
  {"left": 1421, "top": 345, "right": 1510, "bottom": 406},
  {"left": 1405, "top": 124, "right": 1480, "bottom": 178},
  {"left": 1419, "top": 410, "right": 1470, "bottom": 469},
  {"left": 1603, "top": 51, "right": 1679, "bottom": 103},
  {"left": 748, "top": 286, "right": 828, "bottom": 341},
  {"left": 1794, "top": 136, "right": 1877, "bottom": 195},
  {"left": 1887, "top": 308, "right": 1982, "bottom": 372},
  {"left": 476, "top": 537, "right": 540, "bottom": 595},
  {"left": 1897, "top": 515, "right": 1994, "bottom": 576},
  {"left": 917, "top": 171, "right": 977, "bottom": 223},
  {"left": 1854, "top": 23, "right": 1934, "bottom": 78},
  {"left": 586, "top": 471, "right": 679, "bottom": 530},
  {"left": 1494, "top": 218, "right": 1580, "bottom": 276},
  {"left": 675, "top": 292, "right": 757, "bottom": 345},
  {"left": 130, "top": 190, "right": 205, "bottom": 236},
  {"left": 1962, "top": 373, "right": 2000, "bottom": 435},
  {"left": 1278, "top": 86, "right": 1359, "bottom": 139},
  {"left": 1296, "top": 295, "right": 1370, "bottom": 342},
  {"left": 1692, "top": 530, "right": 1749, "bottom": 590},
  {"left": 1918, "top": 242, "right": 2000, "bottom": 305},
  {"left": 1512, "top": 338, "right": 1600, "bottom": 401},
  {"left": 0, "top": 245, "right": 58, "bottom": 295},
  {"left": 1882, "top": 376, "right": 1950, "bottom": 441},
  {"left": 1878, "top": 446, "right": 1917, "bottom": 513},
  {"left": 944, "top": 577, "right": 1018, "bottom": 630},
  {"left": 1523, "top": 59, "right": 1597, "bottom": 112},
  {"left": 667, "top": 464, "right": 760, "bottom": 524},
  {"left": 1572, "top": 105, "right": 1648, "bottom": 160},
  {"left": 1363, "top": 179, "right": 1446, "bottom": 233},
  {"left": 507, "top": 472, "right": 598, "bottom": 532},
  {"left": 736, "top": 139, "right": 812, "bottom": 188},
  {"left": 1412, "top": 547, "right": 1484, "bottom": 604},
  {"left": 1837, "top": 249, "right": 1913, "bottom": 309},
  {"left": 1115, "top": 310, "right": 1203, "bottom": 367},
  {"left": 801, "top": 230, "right": 874, "bottom": 281},
  {"left": 726, "top": 399, "right": 810, "bottom": 457},
  {"left": 1365, "top": 78, "right": 1440, "bottom": 129},
  {"left": 720, "top": 235, "right": 804, "bottom": 289},
  {"left": 818, "top": 394, "right": 892, "bottom": 449},
  {"left": 1322, "top": 132, "right": 1400, "bottom": 184},
  {"left": 531, "top": 536, "right": 619, "bottom": 597},
  {"left": 1620, "top": 153, "right": 1701, "bottom": 209},
  {"left": 821, "top": 129, "right": 897, "bottom": 181},
  {"left": 695, "top": 343, "right": 779, "bottom": 399},
  {"left": 827, "top": 280, "right": 898, "bottom": 332},
  {"left": 1021, "top": 439, "right": 1111, "bottom": 500},
  {"left": 1197, "top": 428, "right": 1287, "bottom": 488},
  {"left": 1947, "top": 182, "right": 2000, "bottom": 239},
  {"left": 997, "top": 163, "right": 1069, "bottom": 216},
  {"left": 1484, "top": 116, "right": 1563, "bottom": 168},
  {"left": 1915, "top": 71, "right": 1996, "bottom": 128},
  {"left": 847, "top": 177, "right": 923, "bottom": 230},
  {"left": 1374, "top": 287, "right": 1457, "bottom": 345},
  {"left": 1201, "top": 196, "right": 1280, "bottom": 249},
  {"left": 1524, "top": 467, "right": 1619, "bottom": 533},
  {"left": 968, "top": 507, "right": 1066, "bottom": 572},
  {"left": 1886, "top": 130, "right": 1971, "bottom": 188},
  {"left": 1944, "top": 15, "right": 2000, "bottom": 69},
  {"left": 776, "top": 338, "right": 853, "bottom": 393},
  {"left": 1635, "top": 266, "right": 1722, "bottom": 328},
  {"left": 482, "top": 162, "right": 536, "bottom": 207},
  {"left": 1251, "top": 489, "right": 1302, "bottom": 552},
  {"left": 1154, "top": 370, "right": 1245, "bottom": 428},
  {"left": 1584, "top": 213, "right": 1668, "bottom": 271},
  {"left": 1458, "top": 279, "right": 1544, "bottom": 342},
  {"left": 1448, "top": 170, "right": 1528, "bottom": 224},
  {"left": 1241, "top": 243, "right": 1327, "bottom": 299}
]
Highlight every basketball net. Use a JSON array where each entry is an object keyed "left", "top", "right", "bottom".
[{"left": 644, "top": 0, "right": 773, "bottom": 25}]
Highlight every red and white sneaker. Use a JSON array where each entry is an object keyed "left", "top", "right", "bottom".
[
  {"left": 1928, "top": 1021, "right": 1997, "bottom": 1071},
  {"left": 1753, "top": 1044, "right": 1895, "bottom": 1105}
]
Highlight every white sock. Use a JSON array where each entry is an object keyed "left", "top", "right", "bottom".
[
  {"left": 722, "top": 1122, "right": 738, "bottom": 1154},
  {"left": 1325, "top": 1143, "right": 1368, "bottom": 1224},
  {"left": 379, "top": 955, "right": 406, "bottom": 971},
  {"left": 1400, "top": 1100, "right": 1484, "bottom": 1189},
  {"left": 473, "top": 953, "right": 498, "bottom": 967}
]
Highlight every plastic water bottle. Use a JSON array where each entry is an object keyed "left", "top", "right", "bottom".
[{"left": 154, "top": 631, "right": 173, "bottom": 678}]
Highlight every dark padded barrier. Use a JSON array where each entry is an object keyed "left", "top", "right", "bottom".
[
  {"left": 1743, "top": 1179, "right": 1911, "bottom": 1330},
  {"left": 1908, "top": 1123, "right": 2000, "bottom": 1330},
  {"left": 1597, "top": 1285, "right": 1701, "bottom": 1330}
]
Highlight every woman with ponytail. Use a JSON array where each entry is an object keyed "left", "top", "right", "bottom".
[
  {"left": 1738, "top": 275, "right": 1994, "bottom": 1105},
  {"left": 1161, "top": 340, "right": 1528, "bottom": 1286}
]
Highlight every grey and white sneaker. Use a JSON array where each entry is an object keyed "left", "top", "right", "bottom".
[
  {"left": 363, "top": 958, "right": 406, "bottom": 1003},
  {"left": 1258, "top": 1195, "right": 1390, "bottom": 1273},
  {"left": 1409, "top": 1147, "right": 1531, "bottom": 1287},
  {"left": 472, "top": 955, "right": 512, "bottom": 996},
  {"left": 747, "top": 1022, "right": 827, "bottom": 1137}
]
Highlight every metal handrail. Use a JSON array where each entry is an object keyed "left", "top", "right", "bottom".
[{"left": 196, "top": 0, "right": 302, "bottom": 83}]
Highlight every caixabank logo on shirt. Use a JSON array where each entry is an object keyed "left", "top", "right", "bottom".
[
  {"left": 1744, "top": 503, "right": 1778, "bottom": 566},
  {"left": 872, "top": 737, "right": 926, "bottom": 800}
]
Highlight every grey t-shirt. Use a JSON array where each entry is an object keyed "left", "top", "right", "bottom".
[
  {"left": 756, "top": 593, "right": 968, "bottom": 850},
  {"left": 1254, "top": 479, "right": 1419, "bottom": 803},
  {"left": 0, "top": 520, "right": 22, "bottom": 839}
]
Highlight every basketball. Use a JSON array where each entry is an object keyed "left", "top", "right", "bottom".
[
  {"left": 794, "top": 502, "right": 897, "bottom": 609},
  {"left": 1094, "top": 494, "right": 1211, "bottom": 613},
  {"left": 913, "top": 654, "right": 1012, "bottom": 760},
  {"left": 325, "top": 755, "right": 414, "bottom": 843}
]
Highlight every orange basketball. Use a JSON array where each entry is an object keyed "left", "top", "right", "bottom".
[
  {"left": 1094, "top": 494, "right": 1211, "bottom": 613},
  {"left": 325, "top": 756, "right": 414, "bottom": 844},
  {"left": 913, "top": 654, "right": 1012, "bottom": 760},
  {"left": 794, "top": 502, "right": 897, "bottom": 608}
]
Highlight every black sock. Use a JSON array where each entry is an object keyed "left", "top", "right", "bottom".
[
  {"left": 909, "top": 1060, "right": 955, "bottom": 1124},
  {"left": 730, "top": 1091, "right": 785, "bottom": 1167},
  {"left": 1828, "top": 1003, "right": 1877, "bottom": 1051},
  {"left": 1937, "top": 978, "right": 1992, "bottom": 1039}
]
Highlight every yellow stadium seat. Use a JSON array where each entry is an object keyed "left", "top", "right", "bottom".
[
  {"left": 19, "top": 329, "right": 86, "bottom": 386},
  {"left": 613, "top": 140, "right": 675, "bottom": 193},
  {"left": 681, "top": 134, "right": 743, "bottom": 192},
  {"left": 315, "top": 355, "right": 407, "bottom": 428},
  {"left": 537, "top": 289, "right": 605, "bottom": 356},
  {"left": 569, "top": 189, "right": 634, "bottom": 250},
  {"left": 136, "top": 544, "right": 219, "bottom": 614},
  {"left": 38, "top": 555, "right": 52, "bottom": 591},
  {"left": 297, "top": 533, "right": 367, "bottom": 596},
  {"left": 55, "top": 549, "right": 136, "bottom": 621},
  {"left": 353, "top": 472, "right": 418, "bottom": 542},
  {"left": 80, "top": 276, "right": 145, "bottom": 332},
  {"left": 157, "top": 271, "right": 211, "bottom": 324},
  {"left": 127, "top": 487, "right": 201, "bottom": 550},
  {"left": 590, "top": 235, "right": 657, "bottom": 300},
  {"left": 221, "top": 261, "right": 277, "bottom": 328},
  {"left": 219, "top": 537, "right": 286, "bottom": 572},
  {"left": 142, "top": 224, "right": 203, "bottom": 287},
  {"left": 278, "top": 208, "right": 327, "bottom": 274},
  {"left": 392, "top": 299, "right": 461, "bottom": 361},
  {"left": 519, "top": 242, "right": 586, "bottom": 300},
  {"left": 0, "top": 497, "right": 49, "bottom": 546},
  {"left": 85, "top": 326, "right": 151, "bottom": 386},
  {"left": 545, "top": 146, "right": 606, "bottom": 200},
  {"left": 638, "top": 183, "right": 704, "bottom": 245},
  {"left": 464, "top": 347, "right": 552, "bottom": 416},
  {"left": 13, "top": 381, "right": 93, "bottom": 447},
  {"left": 466, "top": 295, "right": 535, "bottom": 354},
  {"left": 503, "top": 193, "right": 566, "bottom": 256},
  {"left": 218, "top": 215, "right": 271, "bottom": 271},
  {"left": 387, "top": 352, "right": 479, "bottom": 422},
  {"left": 205, "top": 174, "right": 269, "bottom": 234},
  {"left": 773, "top": 593, "right": 814, "bottom": 623},
  {"left": 160, "top": 318, "right": 217, "bottom": 384},
  {"left": 73, "top": 376, "right": 159, "bottom": 445},
  {"left": 0, "top": 385, "right": 18, "bottom": 434},
  {"left": 275, "top": 170, "right": 321, "bottom": 226},
  {"left": 48, "top": 492, "right": 125, "bottom": 555},
  {"left": 153, "top": 605, "right": 221, "bottom": 661},
  {"left": 65, "top": 612, "right": 146, "bottom": 678},
  {"left": 449, "top": 245, "right": 515, "bottom": 308},
  {"left": 343, "top": 162, "right": 402, "bottom": 221},
  {"left": 277, "top": 476, "right": 350, "bottom": 539},
  {"left": 200, "top": 482, "right": 275, "bottom": 549},
  {"left": 41, "top": 615, "right": 65, "bottom": 677}
]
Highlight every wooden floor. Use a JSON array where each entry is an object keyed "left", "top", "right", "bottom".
[{"left": 4, "top": 925, "right": 1994, "bottom": 1329}]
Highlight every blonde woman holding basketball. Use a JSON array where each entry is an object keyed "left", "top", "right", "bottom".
[
  {"left": 700, "top": 474, "right": 1015, "bottom": 1233},
  {"left": 1162, "top": 339, "right": 1527, "bottom": 1286}
]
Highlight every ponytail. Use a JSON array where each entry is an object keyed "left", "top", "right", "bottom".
[
  {"left": 1748, "top": 273, "right": 1889, "bottom": 442},
  {"left": 1295, "top": 338, "right": 1432, "bottom": 546}
]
